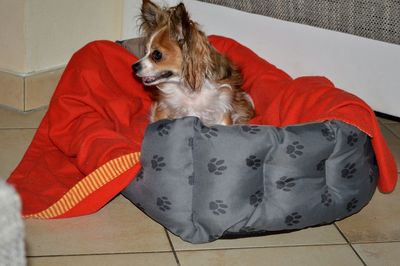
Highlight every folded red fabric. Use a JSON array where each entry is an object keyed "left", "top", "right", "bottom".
[{"left": 7, "top": 35, "right": 397, "bottom": 219}]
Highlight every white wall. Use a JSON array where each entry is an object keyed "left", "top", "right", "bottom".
[
  {"left": 0, "top": 0, "right": 27, "bottom": 73},
  {"left": 122, "top": 0, "right": 142, "bottom": 40},
  {"left": 0, "top": 0, "right": 123, "bottom": 74},
  {"left": 123, "top": 0, "right": 400, "bottom": 117},
  {"left": 25, "top": 0, "right": 123, "bottom": 74}
]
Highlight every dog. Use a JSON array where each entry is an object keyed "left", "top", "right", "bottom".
[{"left": 132, "top": 0, "right": 255, "bottom": 125}]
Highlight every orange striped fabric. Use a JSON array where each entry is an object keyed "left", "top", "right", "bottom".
[{"left": 25, "top": 152, "right": 141, "bottom": 219}]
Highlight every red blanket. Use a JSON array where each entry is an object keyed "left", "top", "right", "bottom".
[{"left": 7, "top": 35, "right": 397, "bottom": 219}]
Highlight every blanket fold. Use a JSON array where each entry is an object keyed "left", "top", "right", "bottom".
[{"left": 7, "top": 35, "right": 397, "bottom": 219}]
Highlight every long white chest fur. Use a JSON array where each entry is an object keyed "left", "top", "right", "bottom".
[{"left": 152, "top": 79, "right": 233, "bottom": 125}]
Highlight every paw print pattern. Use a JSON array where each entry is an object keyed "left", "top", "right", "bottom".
[
  {"left": 246, "top": 155, "right": 262, "bottom": 170},
  {"left": 368, "top": 168, "right": 377, "bottom": 184},
  {"left": 188, "top": 137, "right": 194, "bottom": 148},
  {"left": 156, "top": 123, "right": 171, "bottom": 137},
  {"left": 249, "top": 190, "right": 264, "bottom": 207},
  {"left": 316, "top": 159, "right": 327, "bottom": 171},
  {"left": 285, "top": 212, "right": 302, "bottom": 226},
  {"left": 208, "top": 158, "right": 227, "bottom": 175},
  {"left": 241, "top": 125, "right": 261, "bottom": 134},
  {"left": 157, "top": 196, "right": 172, "bottom": 212},
  {"left": 135, "top": 169, "right": 144, "bottom": 182},
  {"left": 209, "top": 200, "right": 228, "bottom": 215},
  {"left": 321, "top": 127, "right": 335, "bottom": 141},
  {"left": 151, "top": 155, "right": 166, "bottom": 171},
  {"left": 341, "top": 163, "right": 357, "bottom": 179},
  {"left": 286, "top": 141, "right": 304, "bottom": 158},
  {"left": 346, "top": 198, "right": 359, "bottom": 212},
  {"left": 276, "top": 176, "right": 296, "bottom": 191},
  {"left": 321, "top": 190, "right": 333, "bottom": 207},
  {"left": 188, "top": 174, "right": 194, "bottom": 186},
  {"left": 363, "top": 139, "right": 373, "bottom": 157},
  {"left": 200, "top": 125, "right": 219, "bottom": 138},
  {"left": 347, "top": 131, "right": 359, "bottom": 146}
]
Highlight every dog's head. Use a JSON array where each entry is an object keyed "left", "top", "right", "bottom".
[{"left": 132, "top": 0, "right": 212, "bottom": 90}]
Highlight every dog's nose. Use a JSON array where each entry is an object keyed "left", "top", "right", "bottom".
[{"left": 132, "top": 62, "right": 142, "bottom": 74}]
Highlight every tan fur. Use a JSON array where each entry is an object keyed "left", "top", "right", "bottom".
[{"left": 135, "top": 0, "right": 255, "bottom": 125}]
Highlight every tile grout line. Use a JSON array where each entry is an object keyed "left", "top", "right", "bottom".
[
  {"left": 0, "top": 128, "right": 38, "bottom": 130},
  {"left": 334, "top": 223, "right": 367, "bottom": 266},
  {"left": 385, "top": 124, "right": 400, "bottom": 140},
  {"left": 25, "top": 242, "right": 364, "bottom": 260},
  {"left": 27, "top": 250, "right": 176, "bottom": 259},
  {"left": 171, "top": 242, "right": 360, "bottom": 254},
  {"left": 164, "top": 229, "right": 181, "bottom": 266}
]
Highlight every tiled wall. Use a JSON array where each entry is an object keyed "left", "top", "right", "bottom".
[{"left": 0, "top": 68, "right": 63, "bottom": 111}]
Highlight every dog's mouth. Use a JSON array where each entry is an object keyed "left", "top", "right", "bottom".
[{"left": 142, "top": 71, "right": 173, "bottom": 85}]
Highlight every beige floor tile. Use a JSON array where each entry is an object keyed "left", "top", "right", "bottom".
[
  {"left": 169, "top": 224, "right": 345, "bottom": 251},
  {"left": 28, "top": 252, "right": 177, "bottom": 266},
  {"left": 379, "top": 123, "right": 400, "bottom": 171},
  {"left": 336, "top": 181, "right": 400, "bottom": 243},
  {"left": 25, "top": 68, "right": 63, "bottom": 110},
  {"left": 25, "top": 196, "right": 172, "bottom": 257},
  {"left": 377, "top": 116, "right": 399, "bottom": 125},
  {"left": 0, "top": 106, "right": 47, "bottom": 129},
  {"left": 386, "top": 122, "right": 400, "bottom": 139},
  {"left": 0, "top": 129, "right": 35, "bottom": 180},
  {"left": 177, "top": 245, "right": 363, "bottom": 266},
  {"left": 353, "top": 242, "right": 400, "bottom": 266},
  {"left": 0, "top": 71, "right": 24, "bottom": 110}
]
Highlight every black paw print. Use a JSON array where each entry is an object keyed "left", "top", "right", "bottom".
[
  {"left": 188, "top": 174, "right": 194, "bottom": 186},
  {"left": 316, "top": 159, "right": 327, "bottom": 171},
  {"left": 363, "top": 139, "right": 373, "bottom": 157},
  {"left": 249, "top": 190, "right": 264, "bottom": 207},
  {"left": 157, "top": 196, "right": 172, "bottom": 212},
  {"left": 368, "top": 167, "right": 377, "bottom": 184},
  {"left": 246, "top": 155, "right": 262, "bottom": 170},
  {"left": 208, "top": 158, "right": 227, "bottom": 175},
  {"left": 157, "top": 123, "right": 171, "bottom": 137},
  {"left": 321, "top": 127, "right": 335, "bottom": 141},
  {"left": 286, "top": 141, "right": 304, "bottom": 158},
  {"left": 200, "top": 125, "right": 219, "bottom": 138},
  {"left": 209, "top": 200, "right": 228, "bottom": 215},
  {"left": 346, "top": 198, "right": 359, "bottom": 212},
  {"left": 347, "top": 131, "right": 359, "bottom": 146},
  {"left": 188, "top": 137, "right": 194, "bottom": 148},
  {"left": 135, "top": 169, "right": 144, "bottom": 182},
  {"left": 341, "top": 163, "right": 357, "bottom": 179},
  {"left": 276, "top": 176, "right": 296, "bottom": 191},
  {"left": 241, "top": 125, "right": 261, "bottom": 134},
  {"left": 321, "top": 190, "right": 333, "bottom": 207},
  {"left": 151, "top": 155, "right": 166, "bottom": 171},
  {"left": 285, "top": 212, "right": 302, "bottom": 226}
]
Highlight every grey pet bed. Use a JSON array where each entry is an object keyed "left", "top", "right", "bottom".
[{"left": 123, "top": 117, "right": 377, "bottom": 244}]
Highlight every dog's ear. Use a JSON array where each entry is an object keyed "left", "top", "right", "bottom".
[
  {"left": 170, "top": 3, "right": 191, "bottom": 45},
  {"left": 171, "top": 3, "right": 211, "bottom": 91},
  {"left": 140, "top": 0, "right": 165, "bottom": 33}
]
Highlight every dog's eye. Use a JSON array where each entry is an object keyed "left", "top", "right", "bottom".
[{"left": 151, "top": 50, "right": 163, "bottom": 62}]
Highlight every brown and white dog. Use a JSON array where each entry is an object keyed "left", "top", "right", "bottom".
[{"left": 132, "top": 0, "right": 254, "bottom": 125}]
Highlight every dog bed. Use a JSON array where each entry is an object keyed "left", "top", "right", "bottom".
[
  {"left": 123, "top": 117, "right": 377, "bottom": 243},
  {"left": 7, "top": 36, "right": 397, "bottom": 243}
]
